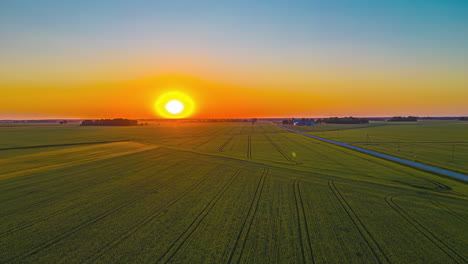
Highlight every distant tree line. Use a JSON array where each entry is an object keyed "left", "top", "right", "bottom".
[
  {"left": 81, "top": 119, "right": 138, "bottom": 126},
  {"left": 282, "top": 118, "right": 314, "bottom": 125},
  {"left": 387, "top": 116, "right": 418, "bottom": 122},
  {"left": 316, "top": 117, "right": 369, "bottom": 124},
  {"left": 459, "top": 117, "right": 468, "bottom": 121}
]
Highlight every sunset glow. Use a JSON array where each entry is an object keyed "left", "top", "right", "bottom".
[
  {"left": 154, "top": 91, "right": 195, "bottom": 119},
  {"left": 0, "top": 1, "right": 467, "bottom": 119},
  {"left": 165, "top": 100, "right": 184, "bottom": 115}
]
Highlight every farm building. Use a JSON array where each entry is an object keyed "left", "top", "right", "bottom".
[{"left": 292, "top": 119, "right": 314, "bottom": 126}]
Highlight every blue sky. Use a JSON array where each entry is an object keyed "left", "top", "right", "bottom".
[{"left": 1, "top": 0, "right": 467, "bottom": 118}]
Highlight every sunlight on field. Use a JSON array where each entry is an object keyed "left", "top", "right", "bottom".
[{"left": 0, "top": 122, "right": 466, "bottom": 263}]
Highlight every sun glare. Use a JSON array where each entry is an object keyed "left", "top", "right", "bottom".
[
  {"left": 165, "top": 100, "right": 184, "bottom": 114},
  {"left": 155, "top": 91, "right": 195, "bottom": 118}
]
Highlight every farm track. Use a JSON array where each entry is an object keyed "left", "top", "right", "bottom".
[
  {"left": 0, "top": 147, "right": 158, "bottom": 193},
  {"left": 0, "top": 150, "right": 165, "bottom": 217},
  {"left": 264, "top": 134, "right": 295, "bottom": 163},
  {"left": 430, "top": 201, "right": 468, "bottom": 223},
  {"left": 192, "top": 136, "right": 217, "bottom": 150},
  {"left": 385, "top": 196, "right": 466, "bottom": 264},
  {"left": 277, "top": 132, "right": 382, "bottom": 179},
  {"left": 278, "top": 124, "right": 467, "bottom": 181},
  {"left": 0, "top": 140, "right": 130, "bottom": 151},
  {"left": 328, "top": 180, "right": 390, "bottom": 264},
  {"left": 83, "top": 164, "right": 229, "bottom": 263},
  {"left": 246, "top": 135, "right": 252, "bottom": 159},
  {"left": 3, "top": 163, "right": 226, "bottom": 263},
  {"left": 226, "top": 127, "right": 236, "bottom": 135},
  {"left": 293, "top": 179, "right": 314, "bottom": 263},
  {"left": 240, "top": 126, "right": 246, "bottom": 135},
  {"left": 156, "top": 169, "right": 243, "bottom": 264},
  {"left": 282, "top": 132, "right": 450, "bottom": 190},
  {"left": 227, "top": 168, "right": 269, "bottom": 264},
  {"left": 0, "top": 158, "right": 190, "bottom": 238},
  {"left": 177, "top": 137, "right": 199, "bottom": 146},
  {"left": 217, "top": 136, "right": 234, "bottom": 152}
]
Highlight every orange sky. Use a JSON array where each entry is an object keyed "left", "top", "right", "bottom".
[
  {"left": 1, "top": 1, "right": 467, "bottom": 119},
  {"left": 1, "top": 73, "right": 467, "bottom": 119}
]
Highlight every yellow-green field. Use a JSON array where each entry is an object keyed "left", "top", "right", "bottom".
[
  {"left": 287, "top": 120, "right": 468, "bottom": 174},
  {"left": 0, "top": 122, "right": 467, "bottom": 263}
]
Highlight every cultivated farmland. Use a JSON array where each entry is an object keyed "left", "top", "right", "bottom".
[
  {"left": 288, "top": 120, "right": 468, "bottom": 174},
  {"left": 0, "top": 122, "right": 467, "bottom": 263}
]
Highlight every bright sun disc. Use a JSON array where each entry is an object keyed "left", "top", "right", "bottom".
[
  {"left": 154, "top": 91, "right": 195, "bottom": 118},
  {"left": 165, "top": 100, "right": 184, "bottom": 114}
]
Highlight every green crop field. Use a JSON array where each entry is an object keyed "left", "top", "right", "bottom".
[
  {"left": 287, "top": 120, "right": 468, "bottom": 174},
  {"left": 0, "top": 122, "right": 467, "bottom": 263}
]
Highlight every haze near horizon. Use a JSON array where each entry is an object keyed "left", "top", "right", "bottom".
[{"left": 1, "top": 0, "right": 467, "bottom": 119}]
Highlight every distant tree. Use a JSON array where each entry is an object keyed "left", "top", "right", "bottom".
[
  {"left": 388, "top": 116, "right": 418, "bottom": 122},
  {"left": 80, "top": 119, "right": 138, "bottom": 126}
]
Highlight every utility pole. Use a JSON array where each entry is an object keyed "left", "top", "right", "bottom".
[{"left": 366, "top": 133, "right": 371, "bottom": 144}]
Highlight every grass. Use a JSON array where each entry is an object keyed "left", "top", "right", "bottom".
[{"left": 0, "top": 122, "right": 467, "bottom": 263}]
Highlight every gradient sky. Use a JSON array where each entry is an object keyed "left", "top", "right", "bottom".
[{"left": 1, "top": 0, "right": 467, "bottom": 119}]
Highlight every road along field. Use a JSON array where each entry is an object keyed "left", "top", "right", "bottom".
[
  {"left": 0, "top": 122, "right": 467, "bottom": 263},
  {"left": 286, "top": 120, "right": 468, "bottom": 174}
]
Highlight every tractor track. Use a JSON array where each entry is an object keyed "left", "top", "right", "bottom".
[
  {"left": 385, "top": 196, "right": 466, "bottom": 264},
  {"left": 0, "top": 158, "right": 190, "bottom": 238},
  {"left": 264, "top": 134, "right": 295, "bottom": 163},
  {"left": 0, "top": 151, "right": 165, "bottom": 218},
  {"left": 329, "top": 180, "right": 390, "bottom": 264},
  {"left": 281, "top": 131, "right": 449, "bottom": 191},
  {"left": 293, "top": 179, "right": 315, "bottom": 263},
  {"left": 3, "top": 164, "right": 225, "bottom": 263},
  {"left": 430, "top": 200, "right": 468, "bottom": 223},
  {"left": 0, "top": 147, "right": 159, "bottom": 194},
  {"left": 246, "top": 135, "right": 252, "bottom": 159},
  {"left": 156, "top": 169, "right": 243, "bottom": 264},
  {"left": 218, "top": 136, "right": 234, "bottom": 152},
  {"left": 0, "top": 140, "right": 130, "bottom": 151},
  {"left": 227, "top": 168, "right": 269, "bottom": 264}
]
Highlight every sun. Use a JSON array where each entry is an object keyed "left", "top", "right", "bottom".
[
  {"left": 154, "top": 91, "right": 195, "bottom": 118},
  {"left": 165, "top": 100, "right": 184, "bottom": 114}
]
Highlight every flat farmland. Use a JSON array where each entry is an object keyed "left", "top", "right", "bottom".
[
  {"left": 289, "top": 120, "right": 468, "bottom": 174},
  {"left": 0, "top": 122, "right": 467, "bottom": 263}
]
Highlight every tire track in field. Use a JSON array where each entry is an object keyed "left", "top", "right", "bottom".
[
  {"left": 293, "top": 179, "right": 315, "bottom": 263},
  {"left": 0, "top": 140, "right": 130, "bottom": 151},
  {"left": 0, "top": 158, "right": 190, "bottom": 238},
  {"left": 227, "top": 168, "right": 269, "bottom": 264},
  {"left": 240, "top": 126, "right": 246, "bottom": 135},
  {"left": 192, "top": 135, "right": 217, "bottom": 150},
  {"left": 156, "top": 169, "right": 243, "bottom": 264},
  {"left": 289, "top": 131, "right": 452, "bottom": 190},
  {"left": 385, "top": 196, "right": 466, "bottom": 264},
  {"left": 3, "top": 164, "right": 225, "bottom": 264},
  {"left": 0, "top": 147, "right": 158, "bottom": 194},
  {"left": 0, "top": 151, "right": 165, "bottom": 218},
  {"left": 82, "top": 164, "right": 230, "bottom": 264},
  {"left": 246, "top": 135, "right": 252, "bottom": 159},
  {"left": 430, "top": 201, "right": 468, "bottom": 223},
  {"left": 283, "top": 132, "right": 449, "bottom": 191},
  {"left": 264, "top": 134, "right": 295, "bottom": 163},
  {"left": 225, "top": 126, "right": 236, "bottom": 136},
  {"left": 218, "top": 136, "right": 234, "bottom": 152},
  {"left": 328, "top": 180, "right": 390, "bottom": 264}
]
